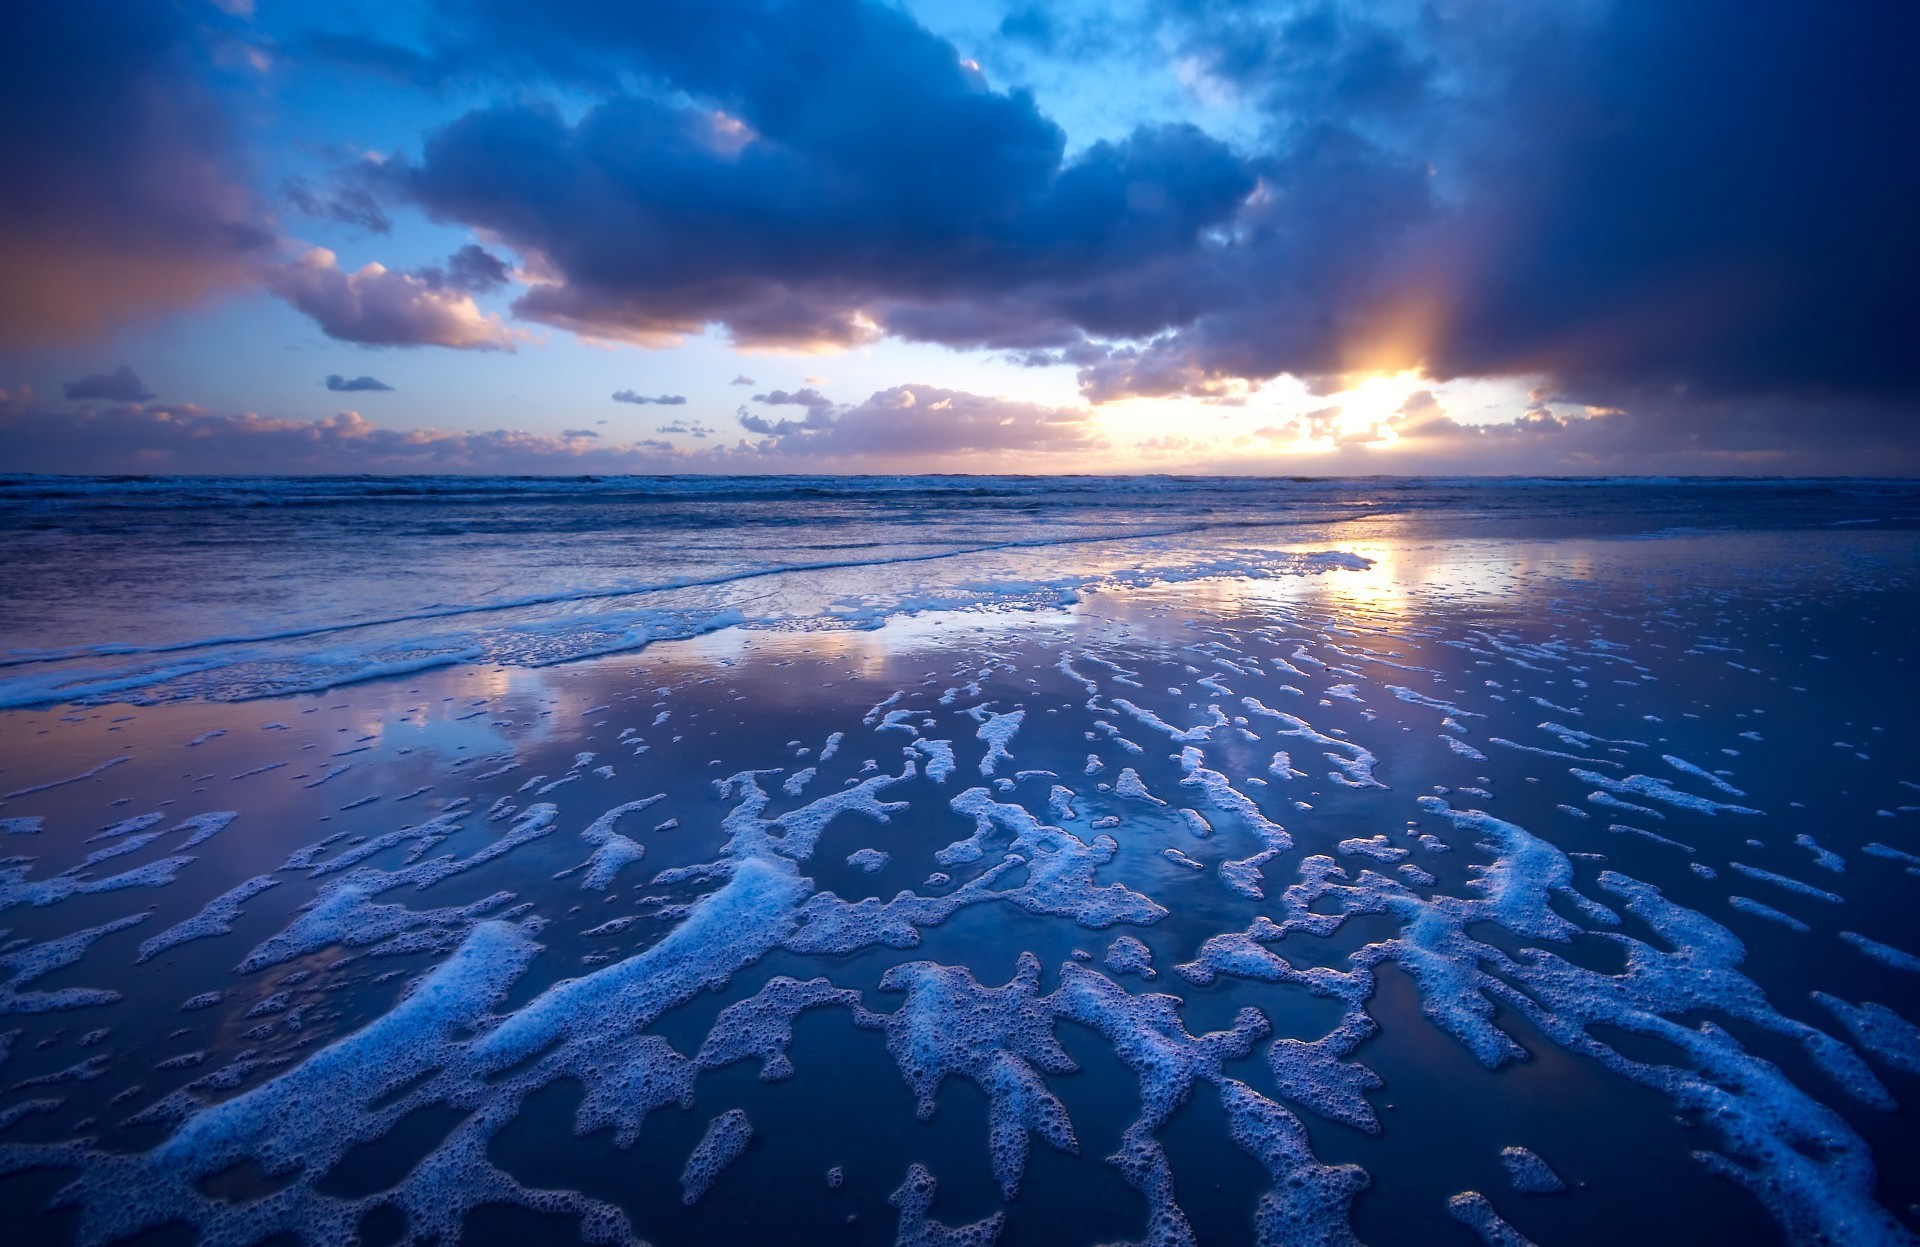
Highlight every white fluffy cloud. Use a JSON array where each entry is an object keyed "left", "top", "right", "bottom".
[
  {"left": 737, "top": 384, "right": 1107, "bottom": 463},
  {"left": 267, "top": 248, "right": 519, "bottom": 351},
  {"left": 0, "top": 384, "right": 1102, "bottom": 474}
]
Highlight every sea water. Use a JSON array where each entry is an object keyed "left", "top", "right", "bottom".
[{"left": 0, "top": 476, "right": 1916, "bottom": 1246}]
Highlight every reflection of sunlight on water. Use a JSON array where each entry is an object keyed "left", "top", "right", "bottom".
[
  {"left": 341, "top": 666, "right": 556, "bottom": 758},
  {"left": 1305, "top": 541, "right": 1415, "bottom": 620},
  {"left": 1230, "top": 539, "right": 1425, "bottom": 623},
  {"left": 1234, "top": 535, "right": 1554, "bottom": 624},
  {"left": 672, "top": 608, "right": 1079, "bottom": 671}
]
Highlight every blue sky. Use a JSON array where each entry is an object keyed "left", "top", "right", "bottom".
[{"left": 2, "top": 0, "right": 1915, "bottom": 474}]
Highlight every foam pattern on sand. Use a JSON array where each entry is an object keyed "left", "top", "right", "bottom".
[
  {"left": 3, "top": 532, "right": 1919, "bottom": 1247},
  {"left": 680, "top": 1109, "right": 752, "bottom": 1204},
  {"left": 1499, "top": 1146, "right": 1566, "bottom": 1194}
]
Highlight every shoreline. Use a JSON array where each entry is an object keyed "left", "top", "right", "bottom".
[{"left": 0, "top": 521, "right": 1915, "bottom": 1246}]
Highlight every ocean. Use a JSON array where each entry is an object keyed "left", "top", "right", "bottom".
[{"left": 0, "top": 475, "right": 1916, "bottom": 1246}]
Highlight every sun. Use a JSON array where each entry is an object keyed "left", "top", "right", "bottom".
[{"left": 1318, "top": 371, "right": 1425, "bottom": 448}]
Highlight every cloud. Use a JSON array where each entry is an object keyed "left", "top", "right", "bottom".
[
  {"left": 10, "top": 0, "right": 1915, "bottom": 462},
  {"left": 611, "top": 391, "right": 687, "bottom": 405},
  {"left": 1193, "top": 387, "right": 1920, "bottom": 476},
  {"left": 0, "top": 3, "right": 272, "bottom": 345},
  {"left": 385, "top": 1, "right": 1254, "bottom": 350},
  {"left": 283, "top": 176, "right": 392, "bottom": 234},
  {"left": 0, "top": 401, "right": 692, "bottom": 475},
  {"left": 751, "top": 388, "right": 837, "bottom": 418},
  {"left": 415, "top": 244, "right": 513, "bottom": 294},
  {"left": 268, "top": 248, "right": 519, "bottom": 350},
  {"left": 335, "top": 0, "right": 1915, "bottom": 438},
  {"left": 1098, "top": 0, "right": 1920, "bottom": 405},
  {"left": 64, "top": 366, "right": 155, "bottom": 402},
  {"left": 729, "top": 375, "right": 755, "bottom": 386},
  {"left": 0, "top": 384, "right": 1106, "bottom": 474},
  {"left": 7, "top": 381, "right": 1917, "bottom": 475},
  {"left": 325, "top": 374, "right": 394, "bottom": 392},
  {"left": 737, "top": 384, "right": 1106, "bottom": 462}
]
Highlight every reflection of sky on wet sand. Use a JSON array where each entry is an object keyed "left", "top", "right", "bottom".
[
  {"left": 12, "top": 477, "right": 1916, "bottom": 710},
  {"left": 0, "top": 520, "right": 1917, "bottom": 1246}
]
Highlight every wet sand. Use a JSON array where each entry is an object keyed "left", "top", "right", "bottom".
[{"left": 1, "top": 529, "right": 1917, "bottom": 1246}]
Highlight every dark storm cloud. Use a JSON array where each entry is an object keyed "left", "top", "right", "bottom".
[
  {"left": 1455, "top": 1, "right": 1920, "bottom": 400},
  {"left": 611, "top": 391, "right": 687, "bottom": 406},
  {"left": 325, "top": 374, "right": 395, "bottom": 392},
  {"left": 65, "top": 366, "right": 156, "bottom": 403},
  {"left": 384, "top": 0, "right": 1254, "bottom": 349},
  {"left": 13, "top": 0, "right": 1908, "bottom": 469},
  {"left": 323, "top": 0, "right": 1914, "bottom": 446},
  {"left": 1136, "top": 0, "right": 1920, "bottom": 404},
  {"left": 0, "top": 3, "right": 272, "bottom": 346},
  {"left": 1201, "top": 387, "right": 1920, "bottom": 477}
]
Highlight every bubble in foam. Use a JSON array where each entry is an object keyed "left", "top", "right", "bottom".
[
  {"left": 1178, "top": 748, "right": 1289, "bottom": 851},
  {"left": 1110, "top": 698, "right": 1227, "bottom": 743},
  {"left": 680, "top": 1109, "right": 753, "bottom": 1204},
  {"left": 914, "top": 739, "right": 956, "bottom": 782},
  {"left": 1241, "top": 698, "right": 1385, "bottom": 788},
  {"left": 136, "top": 875, "right": 279, "bottom": 963},
  {"left": 1103, "top": 935, "right": 1155, "bottom": 979},
  {"left": 1728, "top": 896, "right": 1809, "bottom": 932},
  {"left": 236, "top": 884, "right": 515, "bottom": 973},
  {"left": 969, "top": 707, "right": 1025, "bottom": 776},
  {"left": 1220, "top": 1077, "right": 1369, "bottom": 1247},
  {"left": 1176, "top": 809, "right": 1211, "bottom": 839},
  {"left": 1447, "top": 1191, "right": 1538, "bottom": 1246},
  {"left": 1162, "top": 848, "right": 1205, "bottom": 871},
  {"left": 848, "top": 848, "right": 890, "bottom": 873},
  {"left": 1499, "top": 1146, "right": 1566, "bottom": 1194},
  {"left": 889, "top": 1163, "right": 1005, "bottom": 1247},
  {"left": 1840, "top": 930, "right": 1920, "bottom": 973},
  {"left": 1337, "top": 835, "right": 1406, "bottom": 863},
  {"left": 697, "top": 975, "right": 869, "bottom": 1081},
  {"left": 0, "top": 852, "right": 193, "bottom": 914},
  {"left": 941, "top": 788, "right": 1166, "bottom": 929},
  {"left": 1572, "top": 768, "right": 1762, "bottom": 817},
  {"left": 1113, "top": 769, "right": 1164, "bottom": 807},
  {"left": 1812, "top": 993, "right": 1920, "bottom": 1076},
  {"left": 878, "top": 953, "right": 1078, "bottom": 1198},
  {"left": 0, "top": 912, "right": 148, "bottom": 1015}
]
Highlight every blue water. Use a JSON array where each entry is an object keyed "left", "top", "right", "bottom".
[
  {"left": 2, "top": 475, "right": 1915, "bottom": 707},
  {"left": 0, "top": 476, "right": 1917, "bottom": 1246}
]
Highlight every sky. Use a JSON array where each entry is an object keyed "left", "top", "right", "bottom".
[{"left": 1, "top": 0, "right": 1916, "bottom": 476}]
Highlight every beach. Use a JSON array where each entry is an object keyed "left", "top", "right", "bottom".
[{"left": 1, "top": 478, "right": 1918, "bottom": 1245}]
